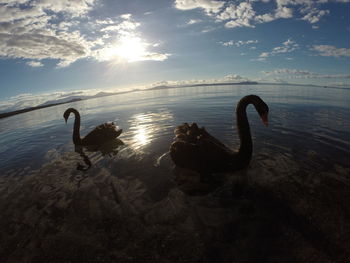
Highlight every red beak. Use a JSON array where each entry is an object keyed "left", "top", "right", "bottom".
[{"left": 261, "top": 113, "right": 268, "bottom": 127}]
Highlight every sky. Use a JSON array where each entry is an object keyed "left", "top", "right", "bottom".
[{"left": 0, "top": 0, "right": 350, "bottom": 112}]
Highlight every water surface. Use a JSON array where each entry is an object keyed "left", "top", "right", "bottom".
[{"left": 0, "top": 84, "right": 350, "bottom": 262}]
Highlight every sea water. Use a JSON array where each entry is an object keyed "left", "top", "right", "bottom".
[{"left": 0, "top": 84, "right": 349, "bottom": 262}]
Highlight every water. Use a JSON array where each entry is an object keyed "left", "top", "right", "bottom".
[{"left": 0, "top": 84, "right": 350, "bottom": 262}]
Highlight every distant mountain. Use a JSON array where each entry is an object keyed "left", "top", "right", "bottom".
[
  {"left": 0, "top": 98, "right": 83, "bottom": 119},
  {"left": 39, "top": 91, "right": 116, "bottom": 107},
  {"left": 39, "top": 97, "right": 85, "bottom": 107},
  {"left": 149, "top": 81, "right": 258, "bottom": 91},
  {"left": 188, "top": 81, "right": 258, "bottom": 87},
  {"left": 0, "top": 81, "right": 260, "bottom": 119}
]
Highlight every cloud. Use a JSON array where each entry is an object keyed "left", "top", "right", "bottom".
[
  {"left": 222, "top": 74, "right": 244, "bottom": 81},
  {"left": 0, "top": 4, "right": 44, "bottom": 23},
  {"left": 0, "top": 31, "right": 90, "bottom": 67},
  {"left": 26, "top": 61, "right": 43, "bottom": 67},
  {"left": 219, "top": 39, "right": 258, "bottom": 47},
  {"left": 256, "top": 38, "right": 298, "bottom": 60},
  {"left": 217, "top": 2, "right": 256, "bottom": 28},
  {"left": 174, "top": 0, "right": 350, "bottom": 29},
  {"left": 0, "top": 1, "right": 169, "bottom": 67},
  {"left": 35, "top": 0, "right": 95, "bottom": 16},
  {"left": 201, "top": 26, "right": 216, "bottom": 33},
  {"left": 255, "top": 6, "right": 293, "bottom": 23},
  {"left": 0, "top": 90, "right": 99, "bottom": 113},
  {"left": 186, "top": 19, "right": 202, "bottom": 25},
  {"left": 301, "top": 8, "right": 329, "bottom": 23},
  {"left": 100, "top": 20, "right": 141, "bottom": 32},
  {"left": 150, "top": 73, "right": 251, "bottom": 88},
  {"left": 312, "top": 45, "right": 350, "bottom": 57},
  {"left": 262, "top": 68, "right": 350, "bottom": 79},
  {"left": 272, "top": 38, "right": 299, "bottom": 53},
  {"left": 174, "top": 0, "right": 224, "bottom": 14},
  {"left": 259, "top": 52, "right": 270, "bottom": 58},
  {"left": 120, "top": 13, "right": 132, "bottom": 19}
]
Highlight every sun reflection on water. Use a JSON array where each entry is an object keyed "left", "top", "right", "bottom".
[
  {"left": 124, "top": 110, "right": 174, "bottom": 150},
  {"left": 135, "top": 126, "right": 148, "bottom": 146}
]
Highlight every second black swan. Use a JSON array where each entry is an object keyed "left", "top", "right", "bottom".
[{"left": 170, "top": 95, "right": 269, "bottom": 173}]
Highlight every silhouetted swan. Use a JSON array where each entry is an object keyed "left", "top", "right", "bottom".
[
  {"left": 63, "top": 108, "right": 122, "bottom": 146},
  {"left": 170, "top": 95, "right": 269, "bottom": 173}
]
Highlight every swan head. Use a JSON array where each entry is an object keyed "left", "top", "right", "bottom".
[
  {"left": 248, "top": 95, "right": 269, "bottom": 126},
  {"left": 257, "top": 100, "right": 269, "bottom": 126},
  {"left": 63, "top": 108, "right": 78, "bottom": 123}
]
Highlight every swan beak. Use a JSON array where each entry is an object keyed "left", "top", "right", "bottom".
[
  {"left": 64, "top": 118, "right": 67, "bottom": 123},
  {"left": 261, "top": 113, "right": 268, "bottom": 127}
]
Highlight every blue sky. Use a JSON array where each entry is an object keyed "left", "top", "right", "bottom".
[{"left": 0, "top": 0, "right": 350, "bottom": 111}]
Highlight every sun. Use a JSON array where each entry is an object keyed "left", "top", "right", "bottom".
[
  {"left": 116, "top": 36, "right": 147, "bottom": 62},
  {"left": 101, "top": 36, "right": 147, "bottom": 63}
]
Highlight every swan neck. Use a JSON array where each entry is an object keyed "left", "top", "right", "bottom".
[
  {"left": 235, "top": 98, "right": 253, "bottom": 165},
  {"left": 72, "top": 110, "right": 82, "bottom": 145}
]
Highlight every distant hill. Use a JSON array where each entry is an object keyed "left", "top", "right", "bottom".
[
  {"left": 187, "top": 81, "right": 258, "bottom": 87},
  {"left": 39, "top": 91, "right": 115, "bottom": 107},
  {"left": 149, "top": 81, "right": 258, "bottom": 90},
  {"left": 0, "top": 81, "right": 260, "bottom": 119},
  {"left": 0, "top": 98, "right": 82, "bottom": 119}
]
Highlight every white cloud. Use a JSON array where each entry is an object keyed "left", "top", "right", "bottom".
[
  {"left": 220, "top": 39, "right": 258, "bottom": 47},
  {"left": 272, "top": 38, "right": 299, "bottom": 53},
  {"left": 100, "top": 20, "right": 140, "bottom": 32},
  {"left": 201, "top": 26, "right": 216, "bottom": 33},
  {"left": 223, "top": 74, "right": 244, "bottom": 81},
  {"left": 214, "top": 1, "right": 295, "bottom": 28},
  {"left": 256, "top": 38, "right": 298, "bottom": 60},
  {"left": 174, "top": 0, "right": 350, "bottom": 29},
  {"left": 150, "top": 73, "right": 250, "bottom": 88},
  {"left": 120, "top": 13, "right": 132, "bottom": 19},
  {"left": 0, "top": 5, "right": 44, "bottom": 23},
  {"left": 174, "top": 0, "right": 224, "bottom": 14},
  {"left": 33, "top": 0, "right": 95, "bottom": 17},
  {"left": 275, "top": 6, "right": 293, "bottom": 18},
  {"left": 26, "top": 61, "right": 43, "bottom": 67},
  {"left": 259, "top": 52, "right": 270, "bottom": 57},
  {"left": 217, "top": 2, "right": 256, "bottom": 28},
  {"left": 301, "top": 8, "right": 329, "bottom": 23},
  {"left": 0, "top": 89, "right": 102, "bottom": 113},
  {"left": 262, "top": 68, "right": 350, "bottom": 79},
  {"left": 312, "top": 45, "right": 350, "bottom": 57},
  {"left": 255, "top": 6, "right": 293, "bottom": 23},
  {"left": 0, "top": 31, "right": 91, "bottom": 67},
  {"left": 0, "top": 1, "right": 169, "bottom": 67},
  {"left": 186, "top": 19, "right": 202, "bottom": 25}
]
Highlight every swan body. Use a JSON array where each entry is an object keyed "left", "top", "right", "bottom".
[
  {"left": 63, "top": 108, "right": 122, "bottom": 146},
  {"left": 170, "top": 95, "right": 269, "bottom": 173}
]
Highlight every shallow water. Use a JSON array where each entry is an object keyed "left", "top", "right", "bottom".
[{"left": 0, "top": 84, "right": 350, "bottom": 262}]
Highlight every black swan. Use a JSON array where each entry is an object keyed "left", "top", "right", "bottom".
[
  {"left": 170, "top": 95, "right": 269, "bottom": 173},
  {"left": 63, "top": 108, "right": 122, "bottom": 146}
]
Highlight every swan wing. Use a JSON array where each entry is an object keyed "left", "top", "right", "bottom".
[
  {"left": 82, "top": 122, "right": 122, "bottom": 145},
  {"left": 171, "top": 123, "right": 233, "bottom": 172}
]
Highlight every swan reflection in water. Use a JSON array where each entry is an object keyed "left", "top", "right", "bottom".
[
  {"left": 63, "top": 108, "right": 124, "bottom": 170},
  {"left": 74, "top": 139, "right": 125, "bottom": 171}
]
